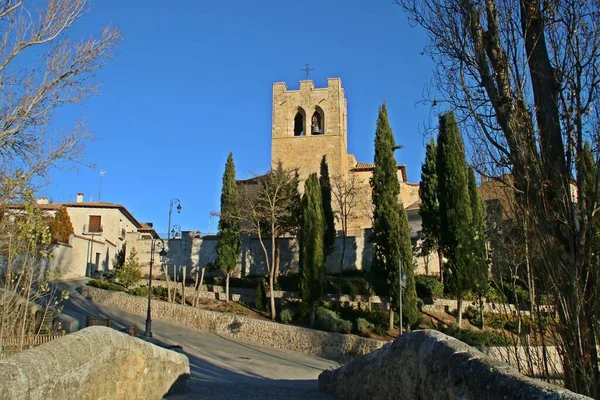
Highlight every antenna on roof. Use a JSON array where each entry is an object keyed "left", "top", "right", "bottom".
[{"left": 98, "top": 170, "right": 106, "bottom": 201}]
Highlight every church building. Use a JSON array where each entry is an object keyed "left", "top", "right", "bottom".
[{"left": 265, "top": 77, "right": 439, "bottom": 275}]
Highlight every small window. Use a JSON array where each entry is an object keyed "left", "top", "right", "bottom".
[{"left": 88, "top": 215, "right": 102, "bottom": 233}]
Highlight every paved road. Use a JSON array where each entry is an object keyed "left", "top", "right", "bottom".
[{"left": 55, "top": 279, "right": 338, "bottom": 399}]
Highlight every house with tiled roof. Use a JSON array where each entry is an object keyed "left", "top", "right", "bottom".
[{"left": 17, "top": 193, "right": 151, "bottom": 279}]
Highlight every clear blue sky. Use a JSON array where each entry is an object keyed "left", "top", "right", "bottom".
[{"left": 41, "top": 0, "right": 436, "bottom": 236}]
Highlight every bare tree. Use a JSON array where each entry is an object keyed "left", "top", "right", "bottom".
[
  {"left": 0, "top": 0, "right": 121, "bottom": 194},
  {"left": 235, "top": 164, "right": 301, "bottom": 321},
  {"left": 396, "top": 0, "right": 600, "bottom": 395},
  {"left": 331, "top": 174, "right": 360, "bottom": 305}
]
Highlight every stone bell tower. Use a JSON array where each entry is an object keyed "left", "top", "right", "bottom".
[{"left": 271, "top": 78, "right": 349, "bottom": 183}]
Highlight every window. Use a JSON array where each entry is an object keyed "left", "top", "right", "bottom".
[
  {"left": 88, "top": 215, "right": 102, "bottom": 233},
  {"left": 294, "top": 109, "right": 305, "bottom": 136}
]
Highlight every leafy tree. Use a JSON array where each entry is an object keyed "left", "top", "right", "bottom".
[
  {"left": 419, "top": 138, "right": 443, "bottom": 281},
  {"left": 300, "top": 173, "right": 326, "bottom": 327},
  {"left": 117, "top": 247, "right": 141, "bottom": 288},
  {"left": 320, "top": 156, "right": 336, "bottom": 257},
  {"left": 370, "top": 103, "right": 418, "bottom": 331},
  {"left": 396, "top": 0, "right": 600, "bottom": 393},
  {"left": 237, "top": 162, "right": 301, "bottom": 320},
  {"left": 436, "top": 112, "right": 472, "bottom": 328},
  {"left": 48, "top": 207, "right": 74, "bottom": 244},
  {"left": 215, "top": 153, "right": 241, "bottom": 303},
  {"left": 467, "top": 166, "right": 489, "bottom": 327}
]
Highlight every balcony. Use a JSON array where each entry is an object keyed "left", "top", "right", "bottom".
[{"left": 83, "top": 224, "right": 103, "bottom": 235}]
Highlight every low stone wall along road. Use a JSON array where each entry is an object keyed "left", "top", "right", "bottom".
[{"left": 55, "top": 279, "right": 337, "bottom": 399}]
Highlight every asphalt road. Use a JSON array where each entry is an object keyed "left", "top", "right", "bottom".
[{"left": 55, "top": 279, "right": 339, "bottom": 399}]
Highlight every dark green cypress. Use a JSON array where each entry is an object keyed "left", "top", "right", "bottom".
[
  {"left": 436, "top": 112, "right": 472, "bottom": 327},
  {"left": 419, "top": 138, "right": 442, "bottom": 279},
  {"left": 300, "top": 173, "right": 325, "bottom": 327},
  {"left": 370, "top": 103, "right": 418, "bottom": 330},
  {"left": 216, "top": 153, "right": 241, "bottom": 303},
  {"left": 320, "top": 155, "right": 336, "bottom": 257},
  {"left": 467, "top": 166, "right": 489, "bottom": 327}
]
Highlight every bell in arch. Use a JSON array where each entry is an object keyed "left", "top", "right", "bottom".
[{"left": 311, "top": 112, "right": 323, "bottom": 134}]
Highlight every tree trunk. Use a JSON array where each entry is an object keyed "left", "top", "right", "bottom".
[
  {"left": 479, "top": 294, "right": 485, "bottom": 329},
  {"left": 338, "top": 232, "right": 347, "bottom": 310},
  {"left": 438, "top": 250, "right": 444, "bottom": 284},
  {"left": 225, "top": 273, "right": 230, "bottom": 303},
  {"left": 389, "top": 308, "right": 394, "bottom": 331},
  {"left": 181, "top": 267, "right": 186, "bottom": 305},
  {"left": 197, "top": 268, "right": 205, "bottom": 306},
  {"left": 274, "top": 243, "right": 280, "bottom": 285},
  {"left": 270, "top": 231, "right": 277, "bottom": 320},
  {"left": 309, "top": 301, "right": 316, "bottom": 328},
  {"left": 193, "top": 269, "right": 199, "bottom": 307},
  {"left": 269, "top": 271, "right": 276, "bottom": 320},
  {"left": 164, "top": 267, "right": 172, "bottom": 303},
  {"left": 457, "top": 296, "right": 463, "bottom": 328}
]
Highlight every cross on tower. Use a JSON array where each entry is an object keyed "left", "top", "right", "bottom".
[{"left": 301, "top": 63, "right": 314, "bottom": 80}]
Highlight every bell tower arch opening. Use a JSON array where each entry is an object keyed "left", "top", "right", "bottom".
[
  {"left": 311, "top": 107, "right": 324, "bottom": 135},
  {"left": 294, "top": 108, "right": 306, "bottom": 136}
]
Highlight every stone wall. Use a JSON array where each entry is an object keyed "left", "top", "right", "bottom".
[
  {"left": 318, "top": 330, "right": 587, "bottom": 400},
  {"left": 81, "top": 286, "right": 385, "bottom": 362},
  {"left": 0, "top": 326, "right": 189, "bottom": 400}
]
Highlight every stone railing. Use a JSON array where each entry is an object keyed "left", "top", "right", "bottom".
[
  {"left": 318, "top": 330, "right": 587, "bottom": 400},
  {"left": 82, "top": 285, "right": 385, "bottom": 361},
  {"left": 0, "top": 326, "right": 189, "bottom": 400}
]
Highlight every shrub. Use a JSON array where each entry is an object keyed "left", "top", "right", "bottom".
[
  {"left": 255, "top": 279, "right": 267, "bottom": 311},
  {"left": 325, "top": 276, "right": 373, "bottom": 296},
  {"left": 117, "top": 247, "right": 142, "bottom": 288},
  {"left": 356, "top": 318, "right": 375, "bottom": 337},
  {"left": 87, "top": 279, "right": 126, "bottom": 292},
  {"left": 276, "top": 274, "right": 301, "bottom": 292},
  {"left": 464, "top": 306, "right": 482, "bottom": 328},
  {"left": 437, "top": 325, "right": 510, "bottom": 347},
  {"left": 314, "top": 307, "right": 352, "bottom": 334},
  {"left": 280, "top": 308, "right": 293, "bottom": 324},
  {"left": 415, "top": 275, "right": 444, "bottom": 299}
]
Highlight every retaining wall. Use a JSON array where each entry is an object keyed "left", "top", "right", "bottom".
[
  {"left": 0, "top": 326, "right": 189, "bottom": 400},
  {"left": 318, "top": 330, "right": 588, "bottom": 400},
  {"left": 81, "top": 286, "right": 385, "bottom": 362}
]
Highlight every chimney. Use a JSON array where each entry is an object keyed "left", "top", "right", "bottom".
[
  {"left": 76, "top": 193, "right": 84, "bottom": 203},
  {"left": 36, "top": 197, "right": 49, "bottom": 205}
]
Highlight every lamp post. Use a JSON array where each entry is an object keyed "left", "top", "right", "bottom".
[
  {"left": 168, "top": 198, "right": 182, "bottom": 239},
  {"left": 145, "top": 238, "right": 167, "bottom": 338},
  {"left": 399, "top": 258, "right": 406, "bottom": 335},
  {"left": 171, "top": 224, "right": 181, "bottom": 239}
]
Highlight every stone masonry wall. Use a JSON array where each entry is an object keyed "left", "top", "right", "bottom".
[
  {"left": 81, "top": 286, "right": 385, "bottom": 362},
  {"left": 318, "top": 330, "right": 587, "bottom": 400},
  {"left": 0, "top": 326, "right": 189, "bottom": 400}
]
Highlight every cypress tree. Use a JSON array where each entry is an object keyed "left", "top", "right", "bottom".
[
  {"left": 320, "top": 155, "right": 336, "bottom": 258},
  {"left": 419, "top": 138, "right": 442, "bottom": 280},
  {"left": 49, "top": 206, "right": 74, "bottom": 244},
  {"left": 467, "top": 166, "right": 489, "bottom": 327},
  {"left": 216, "top": 153, "right": 241, "bottom": 303},
  {"left": 370, "top": 103, "right": 418, "bottom": 331},
  {"left": 300, "top": 173, "right": 325, "bottom": 327},
  {"left": 436, "top": 112, "right": 472, "bottom": 328}
]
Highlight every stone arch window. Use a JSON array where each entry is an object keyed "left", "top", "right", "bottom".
[
  {"left": 294, "top": 108, "right": 306, "bottom": 136},
  {"left": 311, "top": 108, "right": 324, "bottom": 135}
]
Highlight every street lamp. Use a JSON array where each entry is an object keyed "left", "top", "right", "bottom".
[
  {"left": 168, "top": 198, "right": 182, "bottom": 239},
  {"left": 171, "top": 224, "right": 181, "bottom": 239},
  {"left": 398, "top": 258, "right": 406, "bottom": 335},
  {"left": 145, "top": 238, "right": 167, "bottom": 338}
]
